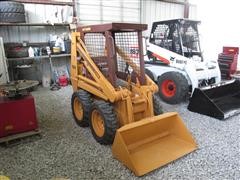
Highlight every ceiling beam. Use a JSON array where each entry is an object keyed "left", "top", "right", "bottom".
[
  {"left": 184, "top": 0, "right": 190, "bottom": 18},
  {"left": 157, "top": 0, "right": 188, "bottom": 5},
  {"left": 12, "top": 0, "right": 74, "bottom": 6}
]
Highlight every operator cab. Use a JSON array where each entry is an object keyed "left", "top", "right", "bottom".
[{"left": 148, "top": 19, "right": 203, "bottom": 61}]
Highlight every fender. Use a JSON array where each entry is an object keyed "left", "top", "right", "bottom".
[
  {"left": 146, "top": 43, "right": 193, "bottom": 88},
  {"left": 145, "top": 64, "right": 191, "bottom": 85},
  {"left": 146, "top": 43, "right": 221, "bottom": 93}
]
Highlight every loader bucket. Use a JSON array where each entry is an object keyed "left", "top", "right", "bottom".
[
  {"left": 188, "top": 80, "right": 240, "bottom": 120},
  {"left": 112, "top": 112, "right": 197, "bottom": 176}
]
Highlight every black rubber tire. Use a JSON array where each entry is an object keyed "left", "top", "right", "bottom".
[
  {"left": 71, "top": 90, "right": 92, "bottom": 127},
  {"left": 0, "top": 1, "right": 25, "bottom": 13},
  {"left": 90, "top": 100, "right": 118, "bottom": 145},
  {"left": 0, "top": 12, "right": 25, "bottom": 23},
  {"left": 153, "top": 94, "right": 164, "bottom": 115},
  {"left": 157, "top": 72, "right": 189, "bottom": 104},
  {"left": 145, "top": 68, "right": 155, "bottom": 81},
  {"left": 4, "top": 43, "right": 23, "bottom": 48},
  {"left": 6, "top": 47, "right": 29, "bottom": 58}
]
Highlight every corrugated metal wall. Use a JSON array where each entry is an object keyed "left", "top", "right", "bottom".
[
  {"left": 189, "top": 4, "right": 197, "bottom": 19},
  {"left": 0, "top": 1, "right": 197, "bottom": 43},
  {"left": 77, "top": 0, "right": 197, "bottom": 27},
  {"left": 142, "top": 0, "right": 184, "bottom": 23},
  {"left": 76, "top": 0, "right": 140, "bottom": 25},
  {"left": 141, "top": 0, "right": 197, "bottom": 34}
]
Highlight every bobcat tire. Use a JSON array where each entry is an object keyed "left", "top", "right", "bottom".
[
  {"left": 71, "top": 90, "right": 92, "bottom": 127},
  {"left": 6, "top": 47, "right": 29, "bottom": 58},
  {"left": 145, "top": 68, "right": 155, "bottom": 81},
  {"left": 90, "top": 100, "right": 118, "bottom": 145},
  {"left": 153, "top": 94, "right": 164, "bottom": 115},
  {"left": 158, "top": 71, "right": 189, "bottom": 104},
  {"left": 0, "top": 12, "right": 25, "bottom": 23},
  {"left": 0, "top": 1, "right": 25, "bottom": 13}
]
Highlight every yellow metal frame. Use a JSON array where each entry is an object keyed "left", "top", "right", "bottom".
[
  {"left": 70, "top": 31, "right": 197, "bottom": 176},
  {"left": 71, "top": 32, "right": 158, "bottom": 126}
]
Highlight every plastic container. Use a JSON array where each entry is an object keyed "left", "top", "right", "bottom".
[
  {"left": 58, "top": 75, "right": 68, "bottom": 86},
  {"left": 42, "top": 75, "right": 51, "bottom": 88}
]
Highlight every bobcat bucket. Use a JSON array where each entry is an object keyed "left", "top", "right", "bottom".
[
  {"left": 112, "top": 112, "right": 197, "bottom": 176},
  {"left": 188, "top": 80, "right": 240, "bottom": 120}
]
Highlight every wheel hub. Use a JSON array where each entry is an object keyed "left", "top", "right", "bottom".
[
  {"left": 168, "top": 84, "right": 174, "bottom": 91},
  {"left": 91, "top": 109, "right": 105, "bottom": 137},
  {"left": 161, "top": 80, "right": 176, "bottom": 97},
  {"left": 73, "top": 98, "right": 83, "bottom": 121}
]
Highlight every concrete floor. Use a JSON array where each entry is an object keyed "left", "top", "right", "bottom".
[{"left": 0, "top": 86, "right": 239, "bottom": 180}]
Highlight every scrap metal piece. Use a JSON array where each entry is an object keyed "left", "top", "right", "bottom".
[{"left": 0, "top": 80, "right": 39, "bottom": 98}]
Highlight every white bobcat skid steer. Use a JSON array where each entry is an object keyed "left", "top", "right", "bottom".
[{"left": 145, "top": 19, "right": 221, "bottom": 104}]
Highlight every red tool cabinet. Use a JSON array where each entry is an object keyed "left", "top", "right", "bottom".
[
  {"left": 0, "top": 95, "right": 38, "bottom": 138},
  {"left": 218, "top": 47, "right": 239, "bottom": 80}
]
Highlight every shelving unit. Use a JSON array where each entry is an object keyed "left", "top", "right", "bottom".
[
  {"left": 7, "top": 53, "right": 71, "bottom": 61},
  {"left": 0, "top": 23, "right": 70, "bottom": 27},
  {"left": 0, "top": 0, "right": 76, "bottom": 81},
  {"left": 11, "top": 0, "right": 77, "bottom": 17},
  {"left": 12, "top": 0, "right": 74, "bottom": 6}
]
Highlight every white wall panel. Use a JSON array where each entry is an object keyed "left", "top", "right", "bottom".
[
  {"left": 141, "top": 0, "right": 185, "bottom": 35},
  {"left": 123, "top": 8, "right": 139, "bottom": 22},
  {"left": 189, "top": 4, "right": 197, "bottom": 20},
  {"left": 24, "top": 4, "right": 68, "bottom": 23},
  {"left": 78, "top": 4, "right": 101, "bottom": 23},
  {"left": 102, "top": 0, "right": 121, "bottom": 7},
  {"left": 77, "top": 0, "right": 140, "bottom": 25},
  {"left": 102, "top": 6, "right": 122, "bottom": 22},
  {"left": 122, "top": 0, "right": 140, "bottom": 22}
]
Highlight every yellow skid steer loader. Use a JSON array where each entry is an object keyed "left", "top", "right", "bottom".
[{"left": 70, "top": 23, "right": 197, "bottom": 176}]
